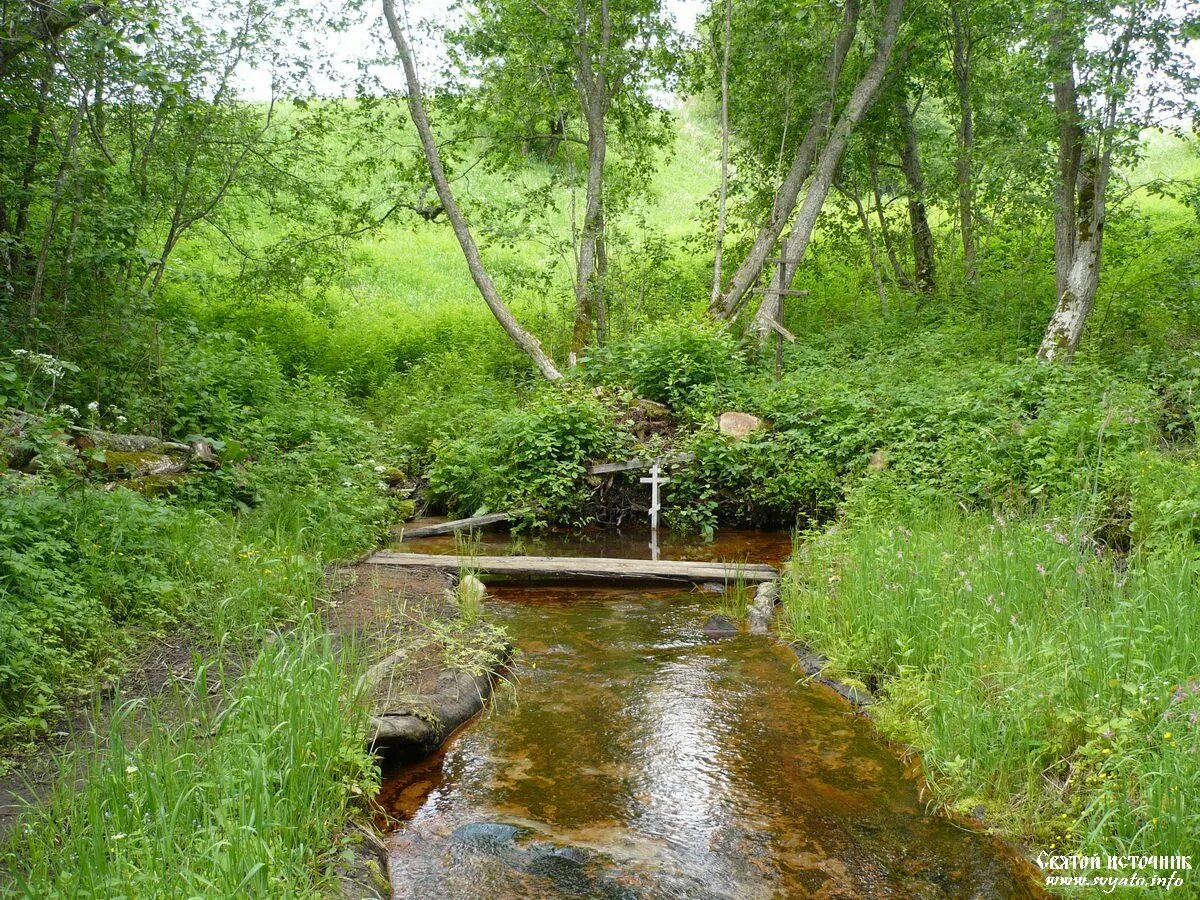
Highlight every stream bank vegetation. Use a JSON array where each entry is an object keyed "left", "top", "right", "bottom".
[{"left": 1, "top": 0, "right": 1199, "bottom": 893}]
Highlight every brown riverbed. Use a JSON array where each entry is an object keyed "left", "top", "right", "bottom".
[{"left": 377, "top": 528, "right": 1042, "bottom": 898}]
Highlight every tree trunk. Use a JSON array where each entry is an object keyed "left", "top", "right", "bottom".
[
  {"left": 842, "top": 180, "right": 888, "bottom": 315},
  {"left": 1037, "top": 151, "right": 1105, "bottom": 362},
  {"left": 950, "top": 4, "right": 977, "bottom": 284},
  {"left": 868, "top": 151, "right": 911, "bottom": 288},
  {"left": 571, "top": 0, "right": 611, "bottom": 359},
  {"left": 27, "top": 105, "right": 83, "bottom": 326},
  {"left": 1036, "top": 5, "right": 1131, "bottom": 364},
  {"left": 1048, "top": 13, "right": 1081, "bottom": 305},
  {"left": 895, "top": 96, "right": 936, "bottom": 293},
  {"left": 713, "top": 0, "right": 861, "bottom": 319},
  {"left": 749, "top": 0, "right": 905, "bottom": 340},
  {"left": 710, "top": 0, "right": 732, "bottom": 305},
  {"left": 382, "top": 0, "right": 563, "bottom": 381}
]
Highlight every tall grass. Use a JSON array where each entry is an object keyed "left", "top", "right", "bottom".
[
  {"left": 781, "top": 507, "right": 1200, "bottom": 858},
  {"left": 1, "top": 621, "right": 377, "bottom": 897}
]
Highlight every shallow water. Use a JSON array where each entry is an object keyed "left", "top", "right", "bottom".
[{"left": 378, "top": 529, "right": 1040, "bottom": 898}]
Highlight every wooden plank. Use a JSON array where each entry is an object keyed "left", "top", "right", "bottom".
[
  {"left": 395, "top": 513, "right": 510, "bottom": 540},
  {"left": 367, "top": 552, "right": 778, "bottom": 584},
  {"left": 587, "top": 452, "right": 696, "bottom": 475},
  {"left": 752, "top": 287, "right": 811, "bottom": 297},
  {"left": 769, "top": 319, "right": 797, "bottom": 342}
]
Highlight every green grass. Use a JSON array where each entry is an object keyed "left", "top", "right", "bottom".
[
  {"left": 781, "top": 507, "right": 1200, "bottom": 862},
  {"left": 1, "top": 620, "right": 377, "bottom": 897}
]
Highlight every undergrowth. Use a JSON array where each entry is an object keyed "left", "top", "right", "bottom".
[{"left": 1, "top": 621, "right": 378, "bottom": 897}]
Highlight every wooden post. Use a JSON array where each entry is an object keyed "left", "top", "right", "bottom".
[{"left": 774, "top": 257, "right": 785, "bottom": 381}]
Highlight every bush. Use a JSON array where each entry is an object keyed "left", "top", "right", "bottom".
[
  {"left": 426, "top": 386, "right": 629, "bottom": 526},
  {"left": 587, "top": 320, "right": 746, "bottom": 410},
  {"left": 0, "top": 343, "right": 398, "bottom": 738},
  {"left": 661, "top": 348, "right": 1162, "bottom": 535}
]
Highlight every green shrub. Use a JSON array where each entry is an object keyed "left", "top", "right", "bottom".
[
  {"left": 660, "top": 349, "right": 1161, "bottom": 535},
  {"left": 588, "top": 320, "right": 746, "bottom": 410},
  {"left": 0, "top": 350, "right": 397, "bottom": 738},
  {"left": 427, "top": 386, "right": 629, "bottom": 526}
]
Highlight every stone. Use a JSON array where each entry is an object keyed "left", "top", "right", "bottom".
[
  {"left": 702, "top": 614, "right": 739, "bottom": 640},
  {"left": 717, "top": 411, "right": 763, "bottom": 440},
  {"left": 634, "top": 398, "right": 671, "bottom": 419},
  {"left": 451, "top": 822, "right": 523, "bottom": 851},
  {"left": 748, "top": 581, "right": 780, "bottom": 635},
  {"left": 457, "top": 574, "right": 487, "bottom": 607},
  {"left": 334, "top": 823, "right": 390, "bottom": 900}
]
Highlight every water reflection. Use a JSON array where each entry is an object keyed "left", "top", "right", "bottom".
[
  {"left": 395, "top": 524, "right": 795, "bottom": 567},
  {"left": 378, "top": 534, "right": 1041, "bottom": 898}
]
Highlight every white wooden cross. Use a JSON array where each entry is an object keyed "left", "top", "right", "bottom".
[{"left": 640, "top": 460, "right": 670, "bottom": 559}]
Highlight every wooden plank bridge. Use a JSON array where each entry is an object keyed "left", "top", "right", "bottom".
[{"left": 367, "top": 551, "right": 777, "bottom": 584}]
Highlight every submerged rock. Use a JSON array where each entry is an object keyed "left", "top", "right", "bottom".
[
  {"left": 703, "top": 614, "right": 739, "bottom": 640},
  {"left": 451, "top": 821, "right": 524, "bottom": 851}
]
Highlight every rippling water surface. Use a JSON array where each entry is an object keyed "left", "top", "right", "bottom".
[{"left": 378, "top": 529, "right": 1040, "bottom": 898}]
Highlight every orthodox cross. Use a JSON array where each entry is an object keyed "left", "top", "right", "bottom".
[{"left": 640, "top": 460, "right": 670, "bottom": 559}]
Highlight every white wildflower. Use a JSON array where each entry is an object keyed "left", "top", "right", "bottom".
[{"left": 87, "top": 401, "right": 100, "bottom": 413}]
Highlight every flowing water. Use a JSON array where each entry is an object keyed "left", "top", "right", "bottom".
[{"left": 378, "top": 528, "right": 1041, "bottom": 898}]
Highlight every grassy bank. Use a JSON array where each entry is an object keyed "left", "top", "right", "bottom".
[
  {"left": 2, "top": 621, "right": 377, "bottom": 896},
  {"left": 782, "top": 505, "right": 1200, "bottom": 865},
  {"left": 0, "top": 334, "right": 404, "bottom": 741}
]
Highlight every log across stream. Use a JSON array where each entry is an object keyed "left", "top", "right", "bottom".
[{"left": 377, "top": 529, "right": 1042, "bottom": 898}]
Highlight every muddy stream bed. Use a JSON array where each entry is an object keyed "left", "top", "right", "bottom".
[{"left": 376, "top": 529, "right": 1041, "bottom": 898}]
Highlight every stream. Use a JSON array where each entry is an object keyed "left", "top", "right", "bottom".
[{"left": 377, "top": 529, "right": 1041, "bottom": 898}]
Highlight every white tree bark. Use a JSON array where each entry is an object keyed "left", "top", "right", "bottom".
[
  {"left": 1037, "top": 9, "right": 1129, "bottom": 364},
  {"left": 713, "top": 0, "right": 861, "bottom": 319},
  {"left": 382, "top": 0, "right": 563, "bottom": 381},
  {"left": 710, "top": 0, "right": 732, "bottom": 306},
  {"left": 1038, "top": 145, "right": 1109, "bottom": 363},
  {"left": 750, "top": 0, "right": 905, "bottom": 341}
]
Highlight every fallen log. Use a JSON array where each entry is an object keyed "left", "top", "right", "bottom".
[
  {"left": 367, "top": 552, "right": 778, "bottom": 584},
  {"left": 395, "top": 513, "right": 510, "bottom": 540},
  {"left": 71, "top": 426, "right": 192, "bottom": 454},
  {"left": 587, "top": 452, "right": 695, "bottom": 475}
]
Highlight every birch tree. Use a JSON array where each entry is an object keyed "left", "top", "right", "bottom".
[
  {"left": 382, "top": 0, "right": 564, "bottom": 380},
  {"left": 1036, "top": 0, "right": 1198, "bottom": 363},
  {"left": 710, "top": 0, "right": 732, "bottom": 306},
  {"left": 746, "top": 0, "right": 906, "bottom": 339},
  {"left": 443, "top": 0, "right": 675, "bottom": 359}
]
